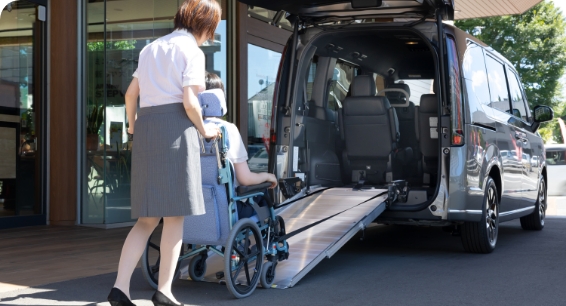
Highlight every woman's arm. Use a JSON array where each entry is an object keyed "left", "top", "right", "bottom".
[
  {"left": 183, "top": 85, "right": 219, "bottom": 139},
  {"left": 125, "top": 78, "right": 140, "bottom": 134},
  {"left": 233, "top": 162, "right": 277, "bottom": 188}
]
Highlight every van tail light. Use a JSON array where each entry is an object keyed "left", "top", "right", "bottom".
[
  {"left": 452, "top": 129, "right": 464, "bottom": 145},
  {"left": 266, "top": 43, "right": 288, "bottom": 154},
  {"left": 270, "top": 128, "right": 277, "bottom": 144}
]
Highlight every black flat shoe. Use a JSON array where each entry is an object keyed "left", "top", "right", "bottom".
[
  {"left": 107, "top": 287, "right": 136, "bottom": 306},
  {"left": 151, "top": 291, "right": 183, "bottom": 306}
]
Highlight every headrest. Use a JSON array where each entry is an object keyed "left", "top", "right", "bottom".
[
  {"left": 382, "top": 84, "right": 410, "bottom": 107},
  {"left": 350, "top": 75, "right": 376, "bottom": 97},
  {"left": 388, "top": 83, "right": 411, "bottom": 97},
  {"left": 198, "top": 88, "right": 226, "bottom": 117},
  {"left": 419, "top": 94, "right": 437, "bottom": 113},
  {"left": 343, "top": 96, "right": 388, "bottom": 116}
]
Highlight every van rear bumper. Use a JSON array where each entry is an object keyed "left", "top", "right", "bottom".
[{"left": 447, "top": 209, "right": 483, "bottom": 222}]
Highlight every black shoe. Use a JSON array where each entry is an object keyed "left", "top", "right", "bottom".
[
  {"left": 107, "top": 287, "right": 136, "bottom": 306},
  {"left": 151, "top": 291, "right": 183, "bottom": 306}
]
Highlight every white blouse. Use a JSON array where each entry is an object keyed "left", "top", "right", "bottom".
[{"left": 133, "top": 29, "right": 205, "bottom": 108}]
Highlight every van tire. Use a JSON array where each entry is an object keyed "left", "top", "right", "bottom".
[
  {"left": 520, "top": 178, "right": 546, "bottom": 231},
  {"left": 461, "top": 177, "right": 499, "bottom": 254}
]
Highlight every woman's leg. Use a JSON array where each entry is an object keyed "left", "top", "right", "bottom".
[
  {"left": 157, "top": 216, "right": 185, "bottom": 303},
  {"left": 114, "top": 217, "right": 161, "bottom": 299}
]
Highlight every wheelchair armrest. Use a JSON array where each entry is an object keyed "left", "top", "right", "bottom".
[{"left": 236, "top": 182, "right": 272, "bottom": 197}]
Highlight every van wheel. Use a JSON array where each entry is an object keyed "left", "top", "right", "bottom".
[
  {"left": 461, "top": 177, "right": 499, "bottom": 254},
  {"left": 520, "top": 178, "right": 546, "bottom": 230}
]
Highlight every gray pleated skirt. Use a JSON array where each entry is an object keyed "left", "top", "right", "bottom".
[{"left": 131, "top": 103, "right": 205, "bottom": 218}]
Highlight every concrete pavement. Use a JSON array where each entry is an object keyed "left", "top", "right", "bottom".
[{"left": 1, "top": 213, "right": 566, "bottom": 305}]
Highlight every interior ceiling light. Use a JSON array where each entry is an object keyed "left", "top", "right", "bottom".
[
  {"left": 326, "top": 44, "right": 343, "bottom": 53},
  {"left": 406, "top": 41, "right": 419, "bottom": 45}
]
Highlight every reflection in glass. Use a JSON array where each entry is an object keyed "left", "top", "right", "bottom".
[
  {"left": 84, "top": 0, "right": 227, "bottom": 224},
  {"left": 247, "top": 44, "right": 281, "bottom": 160},
  {"left": 0, "top": 1, "right": 43, "bottom": 218},
  {"left": 485, "top": 55, "right": 510, "bottom": 113}
]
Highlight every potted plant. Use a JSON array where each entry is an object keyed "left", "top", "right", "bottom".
[{"left": 86, "top": 104, "right": 103, "bottom": 151}]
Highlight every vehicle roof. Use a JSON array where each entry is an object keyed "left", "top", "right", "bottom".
[{"left": 545, "top": 144, "right": 566, "bottom": 150}]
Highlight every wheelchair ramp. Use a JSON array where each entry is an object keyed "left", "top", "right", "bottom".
[{"left": 179, "top": 187, "right": 387, "bottom": 289}]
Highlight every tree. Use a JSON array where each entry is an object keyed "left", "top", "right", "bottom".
[{"left": 456, "top": 1, "right": 566, "bottom": 142}]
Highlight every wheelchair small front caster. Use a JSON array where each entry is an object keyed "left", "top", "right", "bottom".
[
  {"left": 260, "top": 261, "right": 277, "bottom": 288},
  {"left": 189, "top": 253, "right": 207, "bottom": 281}
]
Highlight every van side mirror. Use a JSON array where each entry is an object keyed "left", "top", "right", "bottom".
[
  {"left": 530, "top": 105, "right": 554, "bottom": 133},
  {"left": 533, "top": 105, "right": 554, "bottom": 123},
  {"left": 511, "top": 109, "right": 521, "bottom": 118}
]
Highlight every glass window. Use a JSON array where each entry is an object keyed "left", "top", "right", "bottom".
[
  {"left": 506, "top": 67, "right": 529, "bottom": 122},
  {"left": 397, "top": 79, "right": 434, "bottom": 105},
  {"left": 84, "top": 0, "right": 228, "bottom": 224},
  {"left": 305, "top": 57, "right": 317, "bottom": 102},
  {"left": 0, "top": 1, "right": 45, "bottom": 219},
  {"left": 247, "top": 44, "right": 281, "bottom": 157},
  {"left": 327, "top": 60, "right": 355, "bottom": 111},
  {"left": 485, "top": 55, "right": 510, "bottom": 113},
  {"left": 462, "top": 43, "right": 490, "bottom": 106},
  {"left": 546, "top": 149, "right": 566, "bottom": 165}
]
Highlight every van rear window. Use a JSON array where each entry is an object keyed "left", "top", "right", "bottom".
[{"left": 547, "top": 150, "right": 566, "bottom": 165}]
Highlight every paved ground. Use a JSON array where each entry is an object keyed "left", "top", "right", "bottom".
[{"left": 1, "top": 210, "right": 566, "bottom": 306}]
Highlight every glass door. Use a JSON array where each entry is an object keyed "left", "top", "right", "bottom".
[
  {"left": 83, "top": 0, "right": 228, "bottom": 225},
  {"left": 0, "top": 0, "right": 47, "bottom": 229}
]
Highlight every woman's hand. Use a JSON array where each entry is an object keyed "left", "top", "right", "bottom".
[
  {"left": 127, "top": 126, "right": 134, "bottom": 135},
  {"left": 201, "top": 125, "right": 221, "bottom": 140},
  {"left": 266, "top": 173, "right": 278, "bottom": 189}
]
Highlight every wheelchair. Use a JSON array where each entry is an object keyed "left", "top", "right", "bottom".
[{"left": 141, "top": 122, "right": 289, "bottom": 299}]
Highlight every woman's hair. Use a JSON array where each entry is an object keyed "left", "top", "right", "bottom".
[
  {"left": 174, "top": 0, "right": 221, "bottom": 40},
  {"left": 205, "top": 72, "right": 225, "bottom": 93}
]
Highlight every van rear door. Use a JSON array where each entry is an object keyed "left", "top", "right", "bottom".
[{"left": 239, "top": 0, "right": 455, "bottom": 21}]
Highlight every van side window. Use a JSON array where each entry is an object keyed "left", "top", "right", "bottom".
[
  {"left": 305, "top": 57, "right": 318, "bottom": 102},
  {"left": 462, "top": 42, "right": 490, "bottom": 106},
  {"left": 506, "top": 67, "right": 529, "bottom": 122},
  {"left": 485, "top": 55, "right": 510, "bottom": 113},
  {"left": 327, "top": 60, "right": 354, "bottom": 111}
]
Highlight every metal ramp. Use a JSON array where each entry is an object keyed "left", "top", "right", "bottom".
[{"left": 179, "top": 187, "right": 387, "bottom": 289}]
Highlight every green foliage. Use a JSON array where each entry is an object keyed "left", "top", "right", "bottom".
[
  {"left": 87, "top": 104, "right": 104, "bottom": 135},
  {"left": 87, "top": 40, "right": 137, "bottom": 52},
  {"left": 456, "top": 1, "right": 566, "bottom": 143}
]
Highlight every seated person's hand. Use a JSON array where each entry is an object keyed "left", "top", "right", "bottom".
[{"left": 266, "top": 173, "right": 277, "bottom": 189}]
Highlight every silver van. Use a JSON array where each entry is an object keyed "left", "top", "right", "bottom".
[{"left": 242, "top": 0, "right": 554, "bottom": 253}]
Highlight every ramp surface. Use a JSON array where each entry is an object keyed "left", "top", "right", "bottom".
[{"left": 180, "top": 188, "right": 387, "bottom": 288}]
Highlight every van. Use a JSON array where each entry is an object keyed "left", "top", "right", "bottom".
[{"left": 242, "top": 0, "right": 554, "bottom": 253}]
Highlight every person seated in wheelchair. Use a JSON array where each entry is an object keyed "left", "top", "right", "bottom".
[{"left": 200, "top": 72, "right": 277, "bottom": 219}]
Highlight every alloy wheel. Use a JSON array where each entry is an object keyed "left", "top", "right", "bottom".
[{"left": 485, "top": 185, "right": 498, "bottom": 245}]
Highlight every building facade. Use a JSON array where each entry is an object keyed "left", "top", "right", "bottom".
[{"left": 0, "top": 0, "right": 291, "bottom": 229}]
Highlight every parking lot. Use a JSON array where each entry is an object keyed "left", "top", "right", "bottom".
[{"left": 0, "top": 197, "right": 564, "bottom": 306}]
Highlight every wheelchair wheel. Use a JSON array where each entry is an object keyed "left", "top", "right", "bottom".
[
  {"left": 188, "top": 254, "right": 207, "bottom": 281},
  {"left": 260, "top": 261, "right": 276, "bottom": 289},
  {"left": 224, "top": 218, "right": 264, "bottom": 299},
  {"left": 141, "top": 232, "right": 181, "bottom": 290}
]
